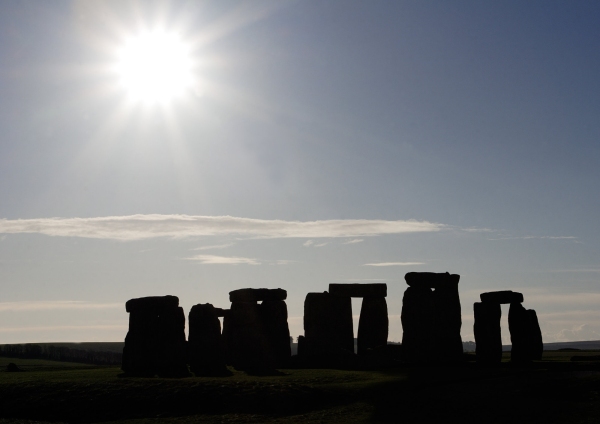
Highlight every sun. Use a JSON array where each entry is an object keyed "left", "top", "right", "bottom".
[{"left": 115, "top": 31, "right": 194, "bottom": 104}]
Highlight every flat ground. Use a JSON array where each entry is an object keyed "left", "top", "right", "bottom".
[{"left": 1, "top": 351, "right": 600, "bottom": 424}]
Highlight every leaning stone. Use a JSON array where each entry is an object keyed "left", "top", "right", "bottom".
[
  {"left": 329, "top": 283, "right": 387, "bottom": 298},
  {"left": 404, "top": 272, "right": 460, "bottom": 289},
  {"left": 229, "top": 288, "right": 287, "bottom": 303},
  {"left": 125, "top": 295, "right": 179, "bottom": 313},
  {"left": 480, "top": 291, "right": 524, "bottom": 304},
  {"left": 509, "top": 304, "right": 543, "bottom": 362},
  {"left": 474, "top": 302, "right": 502, "bottom": 364},
  {"left": 527, "top": 309, "right": 543, "bottom": 360},
  {"left": 357, "top": 297, "right": 388, "bottom": 355}
]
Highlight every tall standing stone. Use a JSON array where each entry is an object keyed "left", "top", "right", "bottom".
[
  {"left": 226, "top": 301, "right": 266, "bottom": 370},
  {"left": 401, "top": 286, "right": 435, "bottom": 362},
  {"left": 402, "top": 272, "right": 463, "bottom": 363},
  {"left": 224, "top": 288, "right": 291, "bottom": 370},
  {"left": 509, "top": 303, "right": 543, "bottom": 363},
  {"left": 474, "top": 302, "right": 502, "bottom": 364},
  {"left": 303, "top": 292, "right": 354, "bottom": 356},
  {"left": 432, "top": 274, "right": 463, "bottom": 362},
  {"left": 527, "top": 309, "right": 543, "bottom": 360},
  {"left": 357, "top": 297, "right": 388, "bottom": 355},
  {"left": 188, "top": 303, "right": 229, "bottom": 376},
  {"left": 156, "top": 306, "right": 189, "bottom": 377},
  {"left": 260, "top": 300, "right": 292, "bottom": 367}
]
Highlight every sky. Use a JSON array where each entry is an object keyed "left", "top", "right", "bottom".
[{"left": 1, "top": 0, "right": 599, "bottom": 345}]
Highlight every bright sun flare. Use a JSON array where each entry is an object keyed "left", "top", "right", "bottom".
[{"left": 116, "top": 31, "right": 193, "bottom": 104}]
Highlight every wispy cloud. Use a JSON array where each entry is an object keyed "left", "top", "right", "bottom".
[
  {"left": 343, "top": 239, "right": 364, "bottom": 244},
  {"left": 314, "top": 242, "right": 328, "bottom": 247},
  {"left": 303, "top": 240, "right": 314, "bottom": 247},
  {"left": 191, "top": 243, "right": 235, "bottom": 251},
  {"left": 487, "top": 236, "right": 577, "bottom": 241},
  {"left": 0, "top": 301, "right": 122, "bottom": 312},
  {"left": 363, "top": 261, "right": 426, "bottom": 267},
  {"left": 274, "top": 259, "right": 297, "bottom": 265},
  {"left": 0, "top": 215, "right": 445, "bottom": 241},
  {"left": 184, "top": 254, "right": 260, "bottom": 265}
]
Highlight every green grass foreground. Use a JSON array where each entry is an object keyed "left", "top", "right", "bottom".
[{"left": 1, "top": 352, "right": 600, "bottom": 423}]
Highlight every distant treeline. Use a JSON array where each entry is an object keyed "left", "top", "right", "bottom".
[{"left": 0, "top": 343, "right": 122, "bottom": 365}]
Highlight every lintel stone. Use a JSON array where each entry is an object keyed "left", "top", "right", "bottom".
[{"left": 329, "top": 283, "right": 387, "bottom": 298}]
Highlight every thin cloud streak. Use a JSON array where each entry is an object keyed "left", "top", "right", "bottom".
[
  {"left": 363, "top": 261, "right": 426, "bottom": 267},
  {"left": 191, "top": 243, "right": 235, "bottom": 251},
  {"left": 0, "top": 215, "right": 445, "bottom": 241},
  {"left": 343, "top": 239, "right": 364, "bottom": 244},
  {"left": 0, "top": 301, "right": 122, "bottom": 312},
  {"left": 184, "top": 254, "right": 260, "bottom": 265}
]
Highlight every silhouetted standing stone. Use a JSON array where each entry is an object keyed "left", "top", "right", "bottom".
[
  {"left": 156, "top": 306, "right": 189, "bottom": 377},
  {"left": 357, "top": 297, "right": 388, "bottom": 355},
  {"left": 224, "top": 288, "right": 291, "bottom": 371},
  {"left": 528, "top": 309, "right": 543, "bottom": 360},
  {"left": 509, "top": 303, "right": 543, "bottom": 363},
  {"left": 401, "top": 286, "right": 435, "bottom": 362},
  {"left": 402, "top": 272, "right": 463, "bottom": 362},
  {"left": 303, "top": 292, "right": 354, "bottom": 356},
  {"left": 226, "top": 301, "right": 266, "bottom": 370},
  {"left": 122, "top": 295, "right": 188, "bottom": 377},
  {"left": 432, "top": 275, "right": 463, "bottom": 362},
  {"left": 188, "top": 303, "right": 229, "bottom": 376},
  {"left": 474, "top": 302, "right": 502, "bottom": 364},
  {"left": 260, "top": 300, "right": 292, "bottom": 367}
]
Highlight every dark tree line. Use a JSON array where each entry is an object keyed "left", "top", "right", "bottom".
[{"left": 0, "top": 344, "right": 122, "bottom": 365}]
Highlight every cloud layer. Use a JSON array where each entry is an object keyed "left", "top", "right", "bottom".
[
  {"left": 184, "top": 254, "right": 260, "bottom": 265},
  {"left": 0, "top": 215, "right": 444, "bottom": 241}
]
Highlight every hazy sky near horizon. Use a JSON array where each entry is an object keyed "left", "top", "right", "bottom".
[{"left": 1, "top": 0, "right": 599, "bottom": 345}]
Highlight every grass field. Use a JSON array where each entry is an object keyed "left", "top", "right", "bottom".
[{"left": 1, "top": 352, "right": 600, "bottom": 423}]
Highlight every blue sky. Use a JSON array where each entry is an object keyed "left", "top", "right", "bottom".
[{"left": 0, "top": 0, "right": 599, "bottom": 344}]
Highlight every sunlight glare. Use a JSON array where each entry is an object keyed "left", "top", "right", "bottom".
[{"left": 115, "top": 31, "right": 194, "bottom": 104}]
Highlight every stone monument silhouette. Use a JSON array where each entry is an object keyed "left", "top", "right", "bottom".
[
  {"left": 401, "top": 272, "right": 463, "bottom": 362},
  {"left": 474, "top": 290, "right": 543, "bottom": 363}
]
